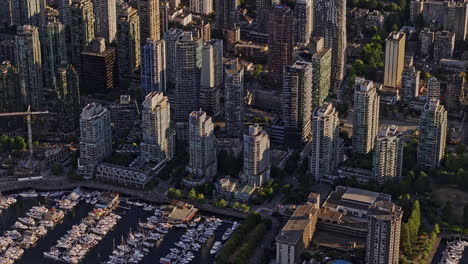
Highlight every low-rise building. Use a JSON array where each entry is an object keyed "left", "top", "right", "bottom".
[
  {"left": 162, "top": 202, "right": 199, "bottom": 224},
  {"left": 276, "top": 205, "right": 318, "bottom": 264},
  {"left": 45, "top": 147, "right": 71, "bottom": 165}
]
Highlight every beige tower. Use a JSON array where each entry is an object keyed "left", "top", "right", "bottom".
[
  {"left": 138, "top": 0, "right": 161, "bottom": 41},
  {"left": 384, "top": 31, "right": 406, "bottom": 87}
]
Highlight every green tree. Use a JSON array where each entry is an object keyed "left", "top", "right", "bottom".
[
  {"left": 240, "top": 204, "right": 250, "bottom": 213},
  {"left": 233, "top": 202, "right": 240, "bottom": 210},
  {"left": 13, "top": 136, "right": 27, "bottom": 150},
  {"left": 197, "top": 193, "right": 205, "bottom": 203},
  {"left": 174, "top": 189, "right": 182, "bottom": 199},
  {"left": 51, "top": 164, "right": 64, "bottom": 175},
  {"left": 434, "top": 224, "right": 440, "bottom": 234},
  {"left": 400, "top": 223, "right": 412, "bottom": 255},
  {"left": 188, "top": 188, "right": 197, "bottom": 200},
  {"left": 218, "top": 199, "right": 227, "bottom": 208}
]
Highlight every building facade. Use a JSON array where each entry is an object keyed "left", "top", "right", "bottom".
[
  {"left": 70, "top": 0, "right": 95, "bottom": 68},
  {"left": 200, "top": 39, "right": 223, "bottom": 118},
  {"left": 294, "top": 0, "right": 313, "bottom": 46},
  {"left": 15, "top": 25, "right": 43, "bottom": 110},
  {"left": 433, "top": 30, "right": 455, "bottom": 62},
  {"left": 215, "top": 0, "right": 237, "bottom": 30},
  {"left": 314, "top": 0, "right": 346, "bottom": 94},
  {"left": 366, "top": 201, "right": 403, "bottom": 264},
  {"left": 372, "top": 126, "right": 404, "bottom": 186},
  {"left": 418, "top": 99, "right": 447, "bottom": 168},
  {"left": 78, "top": 103, "right": 112, "bottom": 178},
  {"left": 310, "top": 36, "right": 332, "bottom": 110},
  {"left": 276, "top": 205, "right": 318, "bottom": 264},
  {"left": 80, "top": 38, "right": 119, "bottom": 93},
  {"left": 187, "top": 110, "right": 217, "bottom": 179},
  {"left": 117, "top": 4, "right": 141, "bottom": 78},
  {"left": 419, "top": 28, "right": 433, "bottom": 58},
  {"left": 174, "top": 32, "right": 202, "bottom": 122},
  {"left": 240, "top": 124, "right": 271, "bottom": 187},
  {"left": 163, "top": 28, "right": 183, "bottom": 86},
  {"left": 14, "top": 0, "right": 43, "bottom": 27},
  {"left": 141, "top": 92, "right": 175, "bottom": 163},
  {"left": 401, "top": 66, "right": 420, "bottom": 102},
  {"left": 352, "top": 78, "right": 380, "bottom": 154},
  {"left": 282, "top": 61, "right": 312, "bottom": 147},
  {"left": 40, "top": 21, "right": 67, "bottom": 95},
  {"left": 0, "top": 61, "right": 21, "bottom": 130},
  {"left": 190, "top": 0, "right": 213, "bottom": 14},
  {"left": 137, "top": 0, "right": 161, "bottom": 41},
  {"left": 224, "top": 59, "right": 244, "bottom": 138},
  {"left": 268, "top": 5, "right": 294, "bottom": 83},
  {"left": 56, "top": 64, "right": 81, "bottom": 132},
  {"left": 141, "top": 39, "right": 166, "bottom": 96},
  {"left": 309, "top": 102, "right": 340, "bottom": 182},
  {"left": 384, "top": 31, "right": 406, "bottom": 88},
  {"left": 426, "top": 76, "right": 440, "bottom": 102},
  {"left": 93, "top": 0, "right": 117, "bottom": 43}
]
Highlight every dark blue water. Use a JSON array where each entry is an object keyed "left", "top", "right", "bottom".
[{"left": 0, "top": 197, "right": 231, "bottom": 264}]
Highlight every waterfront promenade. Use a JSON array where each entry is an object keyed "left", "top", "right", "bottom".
[{"left": 0, "top": 178, "right": 247, "bottom": 219}]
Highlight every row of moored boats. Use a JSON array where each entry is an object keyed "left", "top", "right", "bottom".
[{"left": 0, "top": 189, "right": 81, "bottom": 264}]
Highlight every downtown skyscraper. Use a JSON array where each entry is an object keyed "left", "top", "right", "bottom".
[
  {"left": 138, "top": 0, "right": 161, "bottom": 41},
  {"left": 352, "top": 78, "right": 380, "bottom": 155},
  {"left": 372, "top": 126, "right": 404, "bottom": 186},
  {"left": 309, "top": 102, "right": 339, "bottom": 182},
  {"left": 15, "top": 25, "right": 43, "bottom": 110},
  {"left": 314, "top": 0, "right": 346, "bottom": 94},
  {"left": 141, "top": 92, "right": 175, "bottom": 163},
  {"left": 384, "top": 31, "right": 406, "bottom": 88},
  {"left": 310, "top": 37, "right": 332, "bottom": 110},
  {"left": 224, "top": 59, "right": 244, "bottom": 138},
  {"left": 94, "top": 0, "right": 117, "bottom": 43},
  {"left": 70, "top": 0, "right": 95, "bottom": 68},
  {"left": 200, "top": 39, "right": 223, "bottom": 118},
  {"left": 268, "top": 5, "right": 294, "bottom": 83},
  {"left": 174, "top": 32, "right": 202, "bottom": 122},
  {"left": 117, "top": 4, "right": 141, "bottom": 78},
  {"left": 163, "top": 28, "right": 183, "bottom": 86},
  {"left": 40, "top": 21, "right": 67, "bottom": 95},
  {"left": 366, "top": 201, "right": 402, "bottom": 264},
  {"left": 418, "top": 99, "right": 447, "bottom": 168},
  {"left": 0, "top": 61, "right": 21, "bottom": 130},
  {"left": 282, "top": 61, "right": 312, "bottom": 147},
  {"left": 56, "top": 64, "right": 81, "bottom": 132},
  {"left": 141, "top": 39, "right": 166, "bottom": 96},
  {"left": 78, "top": 103, "right": 112, "bottom": 178},
  {"left": 215, "top": 0, "right": 238, "bottom": 30},
  {"left": 241, "top": 124, "right": 271, "bottom": 187},
  {"left": 187, "top": 110, "right": 217, "bottom": 179},
  {"left": 14, "top": 0, "right": 43, "bottom": 27},
  {"left": 294, "top": 0, "right": 313, "bottom": 46}
]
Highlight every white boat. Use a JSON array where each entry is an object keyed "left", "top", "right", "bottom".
[
  {"left": 19, "top": 190, "right": 38, "bottom": 198},
  {"left": 143, "top": 205, "right": 154, "bottom": 211},
  {"left": 134, "top": 202, "right": 143, "bottom": 207},
  {"left": 210, "top": 241, "right": 222, "bottom": 254},
  {"left": 222, "top": 228, "right": 233, "bottom": 241},
  {"left": 90, "top": 198, "right": 97, "bottom": 204}
]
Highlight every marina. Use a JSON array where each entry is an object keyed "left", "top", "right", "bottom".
[{"left": 0, "top": 190, "right": 234, "bottom": 264}]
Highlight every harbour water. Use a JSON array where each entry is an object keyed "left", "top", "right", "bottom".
[{"left": 0, "top": 194, "right": 232, "bottom": 264}]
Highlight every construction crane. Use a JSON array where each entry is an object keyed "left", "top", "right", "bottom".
[{"left": 0, "top": 105, "right": 49, "bottom": 159}]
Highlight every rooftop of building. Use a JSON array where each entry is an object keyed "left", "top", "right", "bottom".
[
  {"left": 368, "top": 200, "right": 403, "bottom": 220},
  {"left": 377, "top": 125, "right": 400, "bottom": 138},
  {"left": 164, "top": 202, "right": 198, "bottom": 221},
  {"left": 314, "top": 102, "right": 334, "bottom": 118},
  {"left": 80, "top": 103, "right": 108, "bottom": 120},
  {"left": 225, "top": 59, "right": 243, "bottom": 74},
  {"left": 276, "top": 205, "right": 317, "bottom": 245},
  {"left": 323, "top": 186, "right": 391, "bottom": 212},
  {"left": 81, "top": 38, "right": 116, "bottom": 57},
  {"left": 387, "top": 31, "right": 405, "bottom": 41}
]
